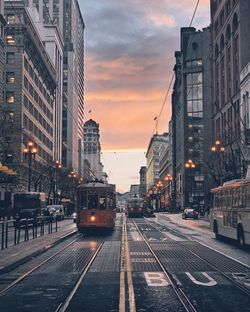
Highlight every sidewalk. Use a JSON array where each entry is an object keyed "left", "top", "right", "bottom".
[{"left": 0, "top": 222, "right": 77, "bottom": 274}]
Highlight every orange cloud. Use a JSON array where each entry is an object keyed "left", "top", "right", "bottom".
[{"left": 146, "top": 13, "right": 176, "bottom": 28}]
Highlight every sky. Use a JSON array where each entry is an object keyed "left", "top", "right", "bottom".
[{"left": 79, "top": 0, "right": 210, "bottom": 192}]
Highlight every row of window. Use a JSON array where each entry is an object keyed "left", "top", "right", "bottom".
[
  {"left": 213, "top": 185, "right": 250, "bottom": 210},
  {"left": 214, "top": 2, "right": 238, "bottom": 39},
  {"left": 23, "top": 94, "right": 53, "bottom": 137},
  {"left": 24, "top": 57, "right": 54, "bottom": 108},
  {"left": 23, "top": 114, "right": 53, "bottom": 151},
  {"left": 23, "top": 76, "right": 53, "bottom": 122}
]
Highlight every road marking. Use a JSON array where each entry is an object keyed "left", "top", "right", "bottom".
[
  {"left": 119, "top": 222, "right": 126, "bottom": 312},
  {"left": 185, "top": 272, "right": 217, "bottom": 286},
  {"left": 125, "top": 221, "right": 136, "bottom": 312},
  {"left": 144, "top": 272, "right": 169, "bottom": 287}
]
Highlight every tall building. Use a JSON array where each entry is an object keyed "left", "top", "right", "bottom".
[
  {"left": 0, "top": 0, "right": 5, "bottom": 107},
  {"left": 26, "top": 7, "right": 63, "bottom": 163},
  {"left": 146, "top": 133, "right": 169, "bottom": 191},
  {"left": 240, "top": 62, "right": 250, "bottom": 162},
  {"left": 130, "top": 184, "right": 140, "bottom": 197},
  {"left": 83, "top": 119, "right": 103, "bottom": 180},
  {"left": 4, "top": 2, "right": 57, "bottom": 191},
  {"left": 172, "top": 27, "right": 212, "bottom": 211},
  {"left": 25, "top": 0, "right": 85, "bottom": 174},
  {"left": 159, "top": 122, "right": 173, "bottom": 210},
  {"left": 210, "top": 0, "right": 250, "bottom": 179},
  {"left": 139, "top": 166, "right": 146, "bottom": 197}
]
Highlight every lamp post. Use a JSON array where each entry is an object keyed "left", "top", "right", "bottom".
[
  {"left": 185, "top": 159, "right": 196, "bottom": 209},
  {"left": 165, "top": 174, "right": 173, "bottom": 211},
  {"left": 54, "top": 160, "right": 62, "bottom": 204},
  {"left": 211, "top": 140, "right": 225, "bottom": 185},
  {"left": 68, "top": 170, "right": 77, "bottom": 215},
  {"left": 23, "top": 141, "right": 37, "bottom": 192}
]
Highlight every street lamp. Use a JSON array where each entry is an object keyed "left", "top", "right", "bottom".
[
  {"left": 211, "top": 140, "right": 225, "bottom": 185},
  {"left": 185, "top": 159, "right": 196, "bottom": 209},
  {"left": 165, "top": 174, "right": 173, "bottom": 211},
  {"left": 68, "top": 170, "right": 77, "bottom": 215},
  {"left": 23, "top": 141, "right": 37, "bottom": 192}
]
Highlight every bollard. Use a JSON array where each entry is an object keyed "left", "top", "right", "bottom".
[
  {"left": 55, "top": 217, "right": 58, "bottom": 232},
  {"left": 5, "top": 221, "right": 8, "bottom": 249},
  {"left": 25, "top": 219, "right": 29, "bottom": 241},
  {"left": 1, "top": 222, "right": 4, "bottom": 249},
  {"left": 41, "top": 217, "right": 44, "bottom": 236}
]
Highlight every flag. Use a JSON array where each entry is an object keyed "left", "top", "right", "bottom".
[{"left": 154, "top": 116, "right": 157, "bottom": 121}]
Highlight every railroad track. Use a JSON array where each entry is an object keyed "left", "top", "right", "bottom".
[
  {"left": 143, "top": 218, "right": 250, "bottom": 295},
  {"left": 0, "top": 237, "right": 81, "bottom": 297},
  {"left": 0, "top": 236, "right": 105, "bottom": 312},
  {"left": 55, "top": 242, "right": 104, "bottom": 312},
  {"left": 131, "top": 219, "right": 198, "bottom": 312},
  {"left": 131, "top": 218, "right": 250, "bottom": 312}
]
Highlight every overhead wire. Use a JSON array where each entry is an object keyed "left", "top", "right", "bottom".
[{"left": 152, "top": 0, "right": 200, "bottom": 137}]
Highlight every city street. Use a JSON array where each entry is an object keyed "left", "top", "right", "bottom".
[{"left": 0, "top": 213, "right": 249, "bottom": 311}]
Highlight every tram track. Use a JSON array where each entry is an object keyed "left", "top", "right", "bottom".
[
  {"left": 55, "top": 242, "right": 104, "bottom": 312},
  {"left": 0, "top": 236, "right": 82, "bottom": 297},
  {"left": 131, "top": 219, "right": 198, "bottom": 312},
  {"left": 0, "top": 235, "right": 106, "bottom": 312},
  {"left": 144, "top": 219, "right": 250, "bottom": 296}
]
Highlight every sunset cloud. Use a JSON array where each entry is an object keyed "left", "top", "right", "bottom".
[
  {"left": 80, "top": 1, "right": 209, "bottom": 151},
  {"left": 146, "top": 13, "right": 176, "bottom": 28}
]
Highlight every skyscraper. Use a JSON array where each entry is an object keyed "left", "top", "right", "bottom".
[
  {"left": 172, "top": 27, "right": 212, "bottom": 211},
  {"left": 26, "top": 0, "right": 85, "bottom": 173}
]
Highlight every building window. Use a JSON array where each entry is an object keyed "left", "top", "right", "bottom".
[
  {"left": 6, "top": 72, "right": 15, "bottom": 83},
  {"left": 6, "top": 14, "right": 15, "bottom": 24},
  {"left": 6, "top": 92, "right": 15, "bottom": 103},
  {"left": 6, "top": 34, "right": 15, "bottom": 45},
  {"left": 6, "top": 52, "right": 15, "bottom": 64}
]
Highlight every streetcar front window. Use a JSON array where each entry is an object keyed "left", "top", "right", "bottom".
[
  {"left": 99, "top": 196, "right": 106, "bottom": 209},
  {"left": 80, "top": 195, "right": 87, "bottom": 210},
  {"left": 88, "top": 190, "right": 98, "bottom": 209}
]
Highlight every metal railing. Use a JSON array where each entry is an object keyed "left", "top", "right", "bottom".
[{"left": 0, "top": 216, "right": 58, "bottom": 250}]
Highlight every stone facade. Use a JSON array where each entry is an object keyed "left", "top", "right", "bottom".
[
  {"left": 210, "top": 0, "right": 250, "bottom": 179},
  {"left": 146, "top": 133, "right": 169, "bottom": 191},
  {"left": 83, "top": 119, "right": 103, "bottom": 180}
]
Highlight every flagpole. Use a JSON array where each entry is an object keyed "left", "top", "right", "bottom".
[{"left": 154, "top": 116, "right": 158, "bottom": 134}]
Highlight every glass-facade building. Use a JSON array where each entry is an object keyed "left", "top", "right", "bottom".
[{"left": 172, "top": 27, "right": 212, "bottom": 212}]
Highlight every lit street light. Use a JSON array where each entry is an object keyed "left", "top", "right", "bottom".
[{"left": 23, "top": 141, "right": 37, "bottom": 192}]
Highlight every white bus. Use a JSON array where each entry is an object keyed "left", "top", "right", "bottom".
[{"left": 210, "top": 179, "right": 250, "bottom": 247}]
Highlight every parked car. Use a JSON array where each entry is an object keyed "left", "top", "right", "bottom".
[
  {"left": 45, "top": 205, "right": 64, "bottom": 220},
  {"left": 182, "top": 208, "right": 198, "bottom": 220}
]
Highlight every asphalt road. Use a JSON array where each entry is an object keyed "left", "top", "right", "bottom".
[{"left": 0, "top": 213, "right": 249, "bottom": 311}]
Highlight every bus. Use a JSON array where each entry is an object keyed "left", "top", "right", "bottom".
[
  {"left": 14, "top": 192, "right": 46, "bottom": 219},
  {"left": 76, "top": 181, "right": 116, "bottom": 232},
  {"left": 126, "top": 197, "right": 144, "bottom": 218},
  {"left": 210, "top": 179, "right": 250, "bottom": 247}
]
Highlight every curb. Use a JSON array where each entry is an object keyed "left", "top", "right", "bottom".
[{"left": 0, "top": 230, "right": 77, "bottom": 275}]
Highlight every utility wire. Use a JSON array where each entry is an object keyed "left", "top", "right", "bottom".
[{"left": 152, "top": 0, "right": 200, "bottom": 137}]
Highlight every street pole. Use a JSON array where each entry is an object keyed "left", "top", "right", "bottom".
[{"left": 28, "top": 153, "right": 31, "bottom": 192}]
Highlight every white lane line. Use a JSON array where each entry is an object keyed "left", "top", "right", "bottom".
[
  {"left": 125, "top": 220, "right": 136, "bottom": 312},
  {"left": 119, "top": 221, "right": 126, "bottom": 312}
]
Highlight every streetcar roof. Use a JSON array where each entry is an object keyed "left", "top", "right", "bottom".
[
  {"left": 77, "top": 182, "right": 114, "bottom": 190},
  {"left": 211, "top": 178, "right": 250, "bottom": 193}
]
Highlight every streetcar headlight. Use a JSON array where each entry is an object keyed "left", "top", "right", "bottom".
[{"left": 90, "top": 216, "right": 96, "bottom": 221}]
